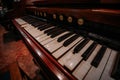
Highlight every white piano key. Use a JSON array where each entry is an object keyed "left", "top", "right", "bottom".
[
  {"left": 36, "top": 33, "right": 48, "bottom": 40},
  {"left": 28, "top": 26, "right": 54, "bottom": 39},
  {"left": 35, "top": 26, "right": 55, "bottom": 40},
  {"left": 58, "top": 39, "right": 84, "bottom": 66},
  {"left": 26, "top": 26, "right": 37, "bottom": 31},
  {"left": 41, "top": 31, "right": 70, "bottom": 45},
  {"left": 21, "top": 24, "right": 31, "bottom": 28},
  {"left": 24, "top": 25, "right": 35, "bottom": 31},
  {"left": 38, "top": 28, "right": 66, "bottom": 42},
  {"left": 15, "top": 18, "right": 27, "bottom": 25},
  {"left": 72, "top": 44, "right": 102, "bottom": 80},
  {"left": 100, "top": 50, "right": 117, "bottom": 80},
  {"left": 52, "top": 36, "right": 83, "bottom": 59},
  {"left": 27, "top": 28, "right": 43, "bottom": 37},
  {"left": 44, "top": 33, "right": 76, "bottom": 53},
  {"left": 35, "top": 31, "right": 47, "bottom": 39},
  {"left": 84, "top": 48, "right": 111, "bottom": 80},
  {"left": 64, "top": 40, "right": 94, "bottom": 71},
  {"left": 37, "top": 34, "right": 50, "bottom": 42}
]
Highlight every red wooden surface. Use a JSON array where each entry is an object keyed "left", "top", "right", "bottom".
[
  {"left": 33, "top": 0, "right": 120, "bottom": 4},
  {"left": 26, "top": 7, "right": 120, "bottom": 27}
]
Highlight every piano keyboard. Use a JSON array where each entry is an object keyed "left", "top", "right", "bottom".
[{"left": 15, "top": 15, "right": 119, "bottom": 80}]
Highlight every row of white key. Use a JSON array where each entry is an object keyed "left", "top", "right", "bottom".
[
  {"left": 52, "top": 36, "right": 83, "bottom": 59},
  {"left": 15, "top": 17, "right": 118, "bottom": 80},
  {"left": 72, "top": 44, "right": 102, "bottom": 80},
  {"left": 58, "top": 40, "right": 94, "bottom": 70},
  {"left": 58, "top": 39, "right": 85, "bottom": 66},
  {"left": 83, "top": 49, "right": 117, "bottom": 80},
  {"left": 40, "top": 31, "right": 70, "bottom": 45},
  {"left": 15, "top": 18, "right": 27, "bottom": 25},
  {"left": 44, "top": 33, "right": 76, "bottom": 53}
]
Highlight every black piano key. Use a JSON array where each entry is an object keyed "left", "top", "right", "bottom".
[
  {"left": 37, "top": 23, "right": 48, "bottom": 28},
  {"left": 63, "top": 34, "right": 80, "bottom": 47},
  {"left": 111, "top": 52, "right": 120, "bottom": 80},
  {"left": 82, "top": 42, "right": 97, "bottom": 60},
  {"left": 73, "top": 39, "right": 90, "bottom": 53},
  {"left": 44, "top": 27, "right": 56, "bottom": 33},
  {"left": 23, "top": 16, "right": 37, "bottom": 20},
  {"left": 21, "top": 17, "right": 31, "bottom": 20},
  {"left": 57, "top": 32, "right": 74, "bottom": 42},
  {"left": 34, "top": 24, "right": 45, "bottom": 28},
  {"left": 31, "top": 21, "right": 40, "bottom": 25},
  {"left": 32, "top": 22, "right": 46, "bottom": 27},
  {"left": 91, "top": 46, "right": 107, "bottom": 68},
  {"left": 21, "top": 16, "right": 28, "bottom": 20},
  {"left": 50, "top": 29, "right": 67, "bottom": 38},
  {"left": 47, "top": 27, "right": 62, "bottom": 35},
  {"left": 38, "top": 25, "right": 52, "bottom": 31},
  {"left": 47, "top": 28, "right": 63, "bottom": 37},
  {"left": 28, "top": 20, "right": 39, "bottom": 24},
  {"left": 37, "top": 24, "right": 47, "bottom": 29}
]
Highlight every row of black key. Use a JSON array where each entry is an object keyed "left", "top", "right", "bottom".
[{"left": 22, "top": 16, "right": 109, "bottom": 68}]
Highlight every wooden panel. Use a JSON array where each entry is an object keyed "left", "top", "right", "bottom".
[
  {"left": 25, "top": 0, "right": 41, "bottom": 6},
  {"left": 33, "top": 0, "right": 101, "bottom": 8},
  {"left": 33, "top": 0, "right": 120, "bottom": 9},
  {"left": 33, "top": 0, "right": 100, "bottom": 4},
  {"left": 101, "top": 0, "right": 120, "bottom": 3},
  {"left": 33, "top": 0, "right": 120, "bottom": 5},
  {"left": 26, "top": 7, "right": 120, "bottom": 27}
]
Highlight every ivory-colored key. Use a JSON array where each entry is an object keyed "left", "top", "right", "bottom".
[
  {"left": 15, "top": 18, "right": 27, "bottom": 25},
  {"left": 21, "top": 24, "right": 31, "bottom": 28},
  {"left": 64, "top": 40, "right": 94, "bottom": 71},
  {"left": 36, "top": 28, "right": 68, "bottom": 45},
  {"left": 58, "top": 39, "right": 84, "bottom": 66},
  {"left": 24, "top": 25, "right": 35, "bottom": 31},
  {"left": 100, "top": 50, "right": 117, "bottom": 80},
  {"left": 84, "top": 48, "right": 111, "bottom": 80},
  {"left": 72, "top": 44, "right": 102, "bottom": 80},
  {"left": 41, "top": 31, "right": 70, "bottom": 45},
  {"left": 44, "top": 34, "right": 76, "bottom": 53},
  {"left": 27, "top": 28, "right": 43, "bottom": 38},
  {"left": 52, "top": 36, "right": 83, "bottom": 59},
  {"left": 36, "top": 26, "right": 55, "bottom": 40},
  {"left": 38, "top": 34, "right": 50, "bottom": 42}
]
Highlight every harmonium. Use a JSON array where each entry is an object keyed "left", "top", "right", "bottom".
[{"left": 12, "top": 0, "right": 120, "bottom": 80}]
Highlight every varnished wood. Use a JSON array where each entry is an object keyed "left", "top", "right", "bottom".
[
  {"left": 9, "top": 62, "right": 22, "bottom": 80},
  {"left": 33, "top": 0, "right": 120, "bottom": 4},
  {"left": 12, "top": 2, "right": 120, "bottom": 79},
  {"left": 33, "top": 0, "right": 120, "bottom": 9},
  {"left": 33, "top": 0, "right": 100, "bottom": 5},
  {"left": 26, "top": 7, "right": 120, "bottom": 27},
  {"left": 0, "top": 62, "right": 22, "bottom": 80}
]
